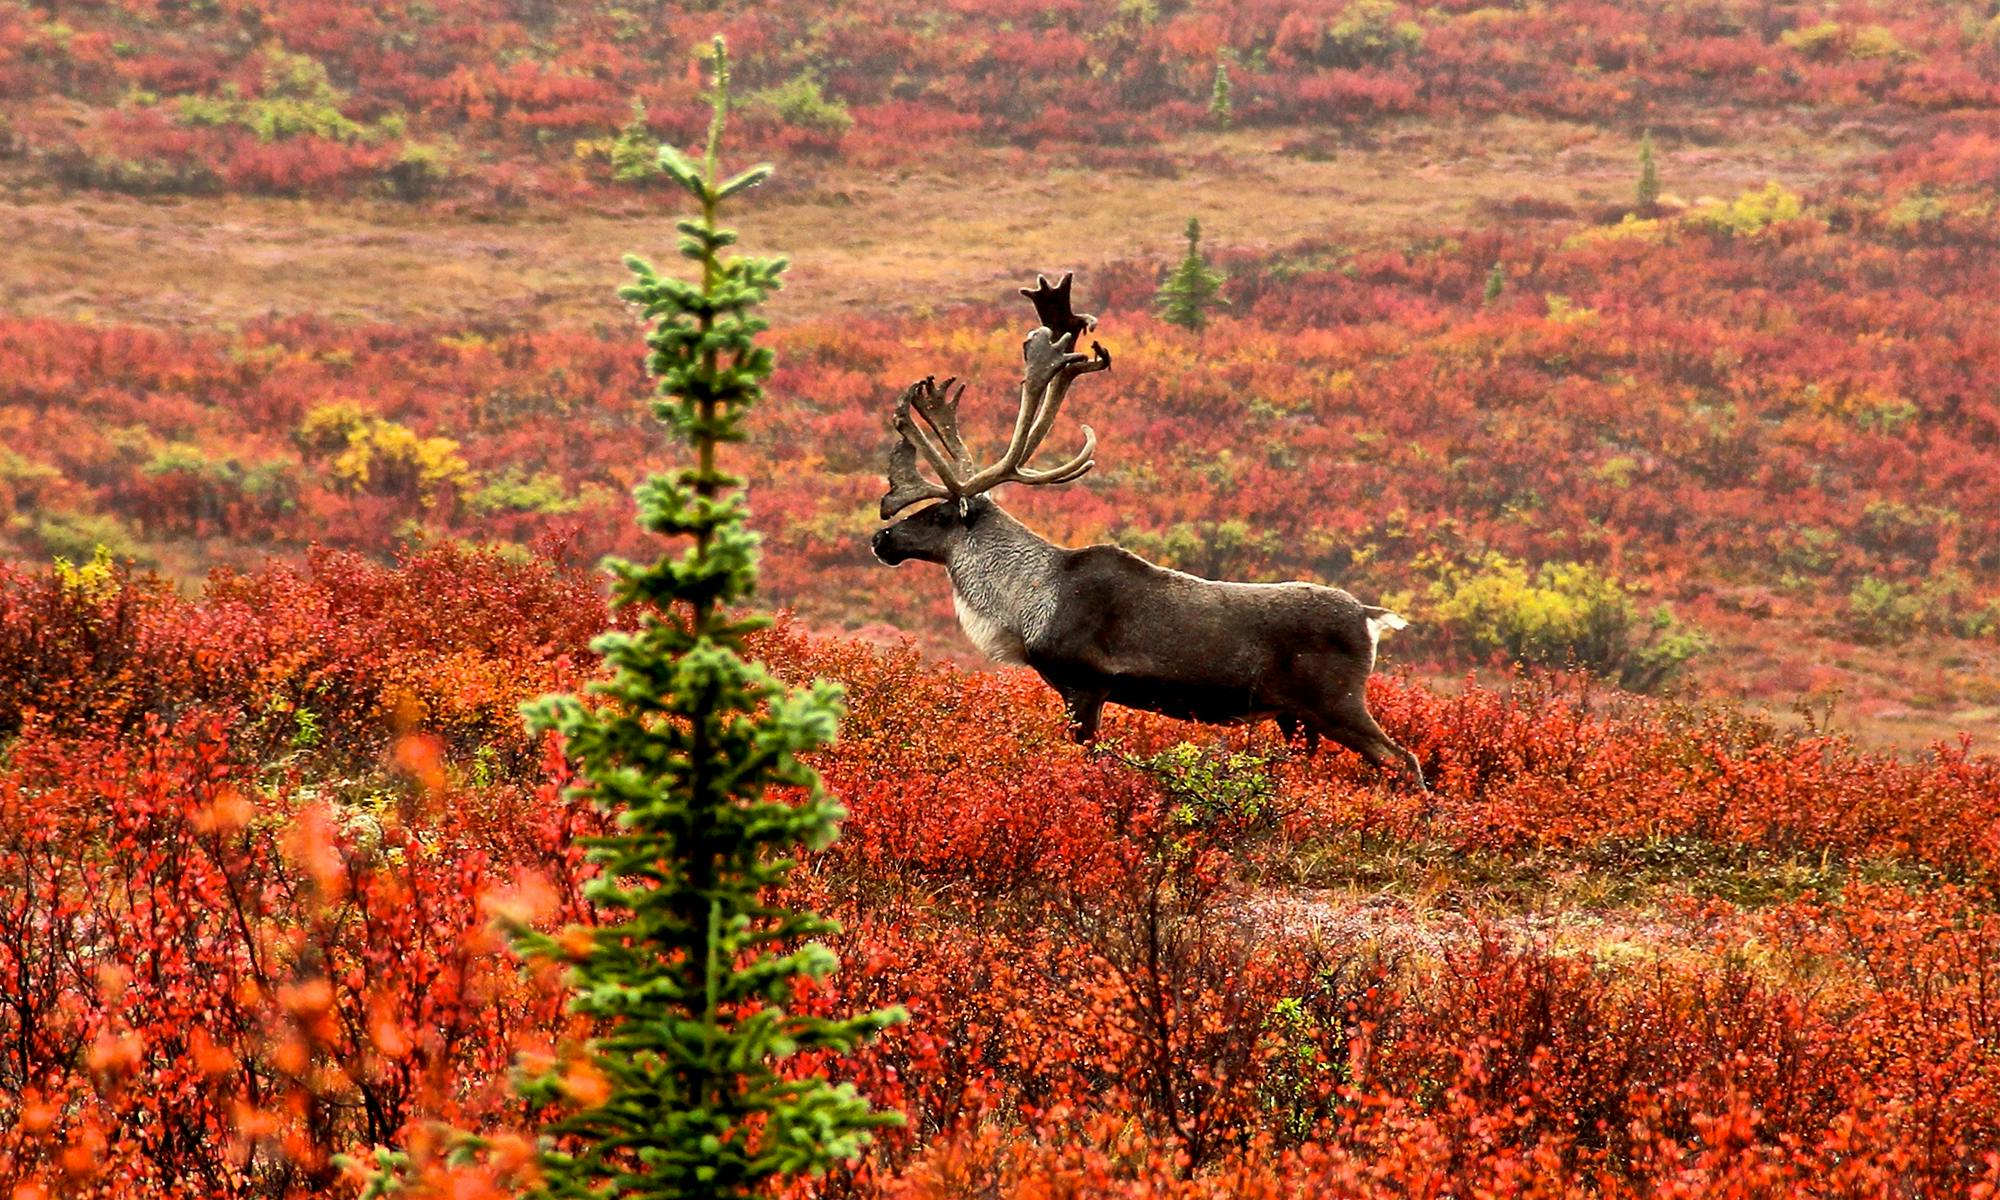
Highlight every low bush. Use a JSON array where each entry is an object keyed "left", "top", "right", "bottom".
[
  {"left": 0, "top": 549, "right": 1997, "bottom": 1196},
  {"left": 1427, "top": 554, "right": 1705, "bottom": 692}
]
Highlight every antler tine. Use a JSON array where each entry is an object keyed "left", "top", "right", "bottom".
[
  {"left": 880, "top": 377, "right": 971, "bottom": 520},
  {"left": 879, "top": 274, "right": 1113, "bottom": 518},
  {"left": 908, "top": 376, "right": 973, "bottom": 473},
  {"left": 1012, "top": 424, "right": 1096, "bottom": 484},
  {"left": 1003, "top": 273, "right": 1107, "bottom": 474},
  {"left": 1018, "top": 272, "right": 1097, "bottom": 344},
  {"left": 879, "top": 436, "right": 952, "bottom": 519},
  {"left": 1016, "top": 336, "right": 1110, "bottom": 472},
  {"left": 893, "top": 377, "right": 967, "bottom": 486},
  {"left": 943, "top": 328, "right": 1094, "bottom": 495}
]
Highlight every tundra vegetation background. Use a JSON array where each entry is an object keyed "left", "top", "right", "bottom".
[{"left": 4, "top": 0, "right": 2000, "bottom": 1196}]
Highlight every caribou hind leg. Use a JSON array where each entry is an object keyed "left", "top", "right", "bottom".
[{"left": 1310, "top": 695, "right": 1427, "bottom": 792}]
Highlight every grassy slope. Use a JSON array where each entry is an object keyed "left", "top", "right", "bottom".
[
  {"left": 0, "top": 113, "right": 1887, "bottom": 328},
  {"left": 6, "top": 110, "right": 1986, "bottom": 751}
]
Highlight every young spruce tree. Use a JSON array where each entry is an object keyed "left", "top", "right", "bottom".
[
  {"left": 1636, "top": 129, "right": 1660, "bottom": 211},
  {"left": 610, "top": 97, "right": 662, "bottom": 184},
  {"left": 1209, "top": 52, "right": 1233, "bottom": 129},
  {"left": 1156, "top": 216, "right": 1227, "bottom": 332},
  {"left": 512, "top": 36, "right": 903, "bottom": 1199}
]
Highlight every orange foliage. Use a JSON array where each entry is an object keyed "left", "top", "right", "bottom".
[
  {"left": 1, "top": 0, "right": 1995, "bottom": 203},
  {"left": 5, "top": 550, "right": 1995, "bottom": 1195},
  {"left": 6, "top": 165, "right": 2000, "bottom": 710}
]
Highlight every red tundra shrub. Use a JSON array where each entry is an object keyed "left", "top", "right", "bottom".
[
  {"left": 0, "top": 713, "right": 597, "bottom": 1197},
  {"left": 9, "top": 0, "right": 1997, "bottom": 203},
  {"left": 10, "top": 164, "right": 2000, "bottom": 721},
  {"left": 3, "top": 551, "right": 1998, "bottom": 1196}
]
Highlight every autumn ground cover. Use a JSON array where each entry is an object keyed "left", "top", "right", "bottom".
[
  {"left": 6, "top": 110, "right": 2000, "bottom": 744},
  {"left": 2, "top": 547, "right": 1998, "bottom": 1196},
  {"left": 8, "top": 6, "right": 2000, "bottom": 743},
  {"left": 6, "top": 1, "right": 2000, "bottom": 1193},
  {"left": 2, "top": 0, "right": 1995, "bottom": 205}
]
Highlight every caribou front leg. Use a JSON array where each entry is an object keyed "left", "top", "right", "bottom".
[
  {"left": 1059, "top": 688, "right": 1107, "bottom": 743},
  {"left": 1276, "top": 713, "right": 1321, "bottom": 755}
]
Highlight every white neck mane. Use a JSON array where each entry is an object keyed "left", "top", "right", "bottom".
[{"left": 944, "top": 508, "right": 1060, "bottom": 665}]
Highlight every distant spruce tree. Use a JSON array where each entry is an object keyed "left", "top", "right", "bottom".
[
  {"left": 1209, "top": 52, "right": 1233, "bottom": 128},
  {"left": 1483, "top": 261, "right": 1504, "bottom": 305},
  {"left": 512, "top": 35, "right": 904, "bottom": 1199},
  {"left": 1156, "top": 217, "right": 1227, "bottom": 332},
  {"left": 1636, "top": 130, "right": 1660, "bottom": 211},
  {"left": 611, "top": 97, "right": 662, "bottom": 183}
]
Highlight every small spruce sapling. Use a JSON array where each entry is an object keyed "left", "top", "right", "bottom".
[
  {"left": 611, "top": 97, "right": 662, "bottom": 183},
  {"left": 514, "top": 35, "right": 904, "bottom": 1199},
  {"left": 1636, "top": 130, "right": 1660, "bottom": 211},
  {"left": 1209, "top": 52, "right": 1233, "bottom": 129},
  {"left": 1156, "top": 217, "right": 1227, "bottom": 332}
]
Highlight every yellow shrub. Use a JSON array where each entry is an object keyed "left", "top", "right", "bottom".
[
  {"left": 1428, "top": 554, "right": 1705, "bottom": 692},
  {"left": 301, "top": 403, "right": 471, "bottom": 500},
  {"left": 1685, "top": 183, "right": 1803, "bottom": 238},
  {"left": 1848, "top": 25, "right": 1914, "bottom": 62},
  {"left": 1563, "top": 213, "right": 1668, "bottom": 249},
  {"left": 52, "top": 544, "right": 120, "bottom": 603},
  {"left": 298, "top": 400, "right": 371, "bottom": 454},
  {"left": 1780, "top": 21, "right": 1844, "bottom": 59}
]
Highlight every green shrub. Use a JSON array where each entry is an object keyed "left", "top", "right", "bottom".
[
  {"left": 0, "top": 449, "right": 63, "bottom": 499},
  {"left": 385, "top": 140, "right": 454, "bottom": 200},
  {"left": 1121, "top": 517, "right": 1274, "bottom": 580},
  {"left": 1885, "top": 191, "right": 1947, "bottom": 236},
  {"left": 1156, "top": 216, "right": 1227, "bottom": 332},
  {"left": 1130, "top": 742, "right": 1277, "bottom": 830},
  {"left": 1326, "top": 0, "right": 1425, "bottom": 65},
  {"left": 745, "top": 71, "right": 853, "bottom": 136},
  {"left": 143, "top": 441, "right": 238, "bottom": 484},
  {"left": 32, "top": 510, "right": 150, "bottom": 567},
  {"left": 1846, "top": 573, "right": 1999, "bottom": 642},
  {"left": 465, "top": 468, "right": 579, "bottom": 516},
  {"left": 609, "top": 97, "right": 661, "bottom": 182},
  {"left": 175, "top": 46, "right": 372, "bottom": 143},
  {"left": 1636, "top": 130, "right": 1660, "bottom": 210},
  {"left": 1429, "top": 554, "right": 1705, "bottom": 691},
  {"left": 1846, "top": 576, "right": 1924, "bottom": 640},
  {"left": 1209, "top": 52, "right": 1233, "bottom": 128},
  {"left": 47, "top": 147, "right": 217, "bottom": 194}
]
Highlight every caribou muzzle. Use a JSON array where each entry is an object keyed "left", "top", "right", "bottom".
[{"left": 870, "top": 527, "right": 908, "bottom": 565}]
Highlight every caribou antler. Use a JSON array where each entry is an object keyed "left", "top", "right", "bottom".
[
  {"left": 880, "top": 274, "right": 1112, "bottom": 519},
  {"left": 1019, "top": 272, "right": 1097, "bottom": 345}
]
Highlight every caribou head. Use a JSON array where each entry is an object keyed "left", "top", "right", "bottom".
[{"left": 870, "top": 274, "right": 1109, "bottom": 567}]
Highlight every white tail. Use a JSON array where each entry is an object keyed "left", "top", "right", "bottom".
[{"left": 1363, "top": 609, "right": 1406, "bottom": 670}]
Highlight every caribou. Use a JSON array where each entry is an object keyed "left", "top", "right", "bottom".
[{"left": 870, "top": 273, "right": 1425, "bottom": 789}]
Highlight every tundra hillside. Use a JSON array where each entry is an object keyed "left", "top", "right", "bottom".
[
  {"left": 1, "top": 0, "right": 1994, "bottom": 203},
  {"left": 7, "top": 9, "right": 2000, "bottom": 745},
  {"left": 6, "top": 154, "right": 2000, "bottom": 741},
  {"left": 4, "top": 1, "right": 2000, "bottom": 1195}
]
